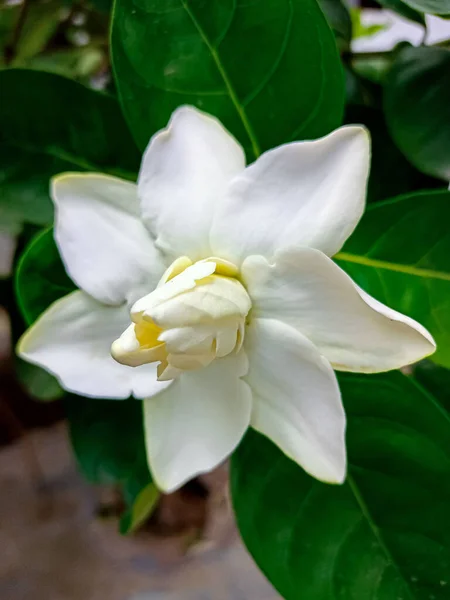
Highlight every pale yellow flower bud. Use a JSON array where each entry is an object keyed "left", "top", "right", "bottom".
[{"left": 111, "top": 257, "right": 251, "bottom": 380}]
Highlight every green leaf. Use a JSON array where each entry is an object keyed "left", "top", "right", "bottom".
[
  {"left": 111, "top": 0, "right": 345, "bottom": 159},
  {"left": 232, "top": 371, "right": 450, "bottom": 600},
  {"left": 65, "top": 395, "right": 155, "bottom": 531},
  {"left": 11, "top": 0, "right": 61, "bottom": 64},
  {"left": 384, "top": 46, "right": 450, "bottom": 181},
  {"left": 350, "top": 7, "right": 387, "bottom": 40},
  {"left": 119, "top": 482, "right": 160, "bottom": 534},
  {"left": 0, "top": 69, "right": 140, "bottom": 233},
  {"left": 0, "top": 144, "right": 74, "bottom": 234},
  {"left": 15, "top": 228, "right": 75, "bottom": 326},
  {"left": 317, "top": 0, "right": 352, "bottom": 52},
  {"left": 376, "top": 0, "right": 425, "bottom": 25},
  {"left": 400, "top": 0, "right": 450, "bottom": 15},
  {"left": 16, "top": 358, "right": 64, "bottom": 402},
  {"left": 344, "top": 105, "right": 441, "bottom": 203},
  {"left": 414, "top": 360, "right": 450, "bottom": 413},
  {"left": 335, "top": 189, "right": 450, "bottom": 369},
  {"left": 65, "top": 396, "right": 150, "bottom": 485}
]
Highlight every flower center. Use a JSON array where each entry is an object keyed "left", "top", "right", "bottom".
[{"left": 111, "top": 256, "right": 251, "bottom": 380}]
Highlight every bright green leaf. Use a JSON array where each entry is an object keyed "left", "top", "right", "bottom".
[
  {"left": 232, "top": 371, "right": 450, "bottom": 600},
  {"left": 384, "top": 46, "right": 450, "bottom": 180},
  {"left": 120, "top": 482, "right": 160, "bottom": 534},
  {"left": 111, "top": 0, "right": 345, "bottom": 159},
  {"left": 0, "top": 69, "right": 140, "bottom": 233},
  {"left": 377, "top": 0, "right": 425, "bottom": 25},
  {"left": 335, "top": 189, "right": 450, "bottom": 369},
  {"left": 11, "top": 0, "right": 62, "bottom": 64},
  {"left": 15, "top": 228, "right": 75, "bottom": 326}
]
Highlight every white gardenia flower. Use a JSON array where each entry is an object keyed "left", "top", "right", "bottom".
[{"left": 18, "top": 107, "right": 435, "bottom": 493}]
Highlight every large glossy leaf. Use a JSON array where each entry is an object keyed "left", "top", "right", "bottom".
[
  {"left": 232, "top": 371, "right": 450, "bottom": 600},
  {"left": 15, "top": 228, "right": 75, "bottom": 326},
  {"left": 335, "top": 189, "right": 450, "bottom": 369},
  {"left": 384, "top": 46, "right": 450, "bottom": 181},
  {"left": 0, "top": 69, "right": 140, "bottom": 233},
  {"left": 400, "top": 0, "right": 450, "bottom": 15},
  {"left": 111, "top": 0, "right": 345, "bottom": 159}
]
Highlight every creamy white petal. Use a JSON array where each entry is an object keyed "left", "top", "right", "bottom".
[
  {"left": 210, "top": 126, "right": 370, "bottom": 263},
  {"left": 143, "top": 352, "right": 252, "bottom": 493},
  {"left": 53, "top": 173, "right": 165, "bottom": 305},
  {"left": 17, "top": 291, "right": 170, "bottom": 399},
  {"left": 242, "top": 248, "right": 436, "bottom": 373},
  {"left": 138, "top": 106, "right": 246, "bottom": 261},
  {"left": 245, "top": 318, "right": 346, "bottom": 483}
]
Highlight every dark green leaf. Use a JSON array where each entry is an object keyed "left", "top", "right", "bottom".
[
  {"left": 0, "top": 143, "right": 74, "bottom": 234},
  {"left": 232, "top": 371, "right": 450, "bottom": 600},
  {"left": 344, "top": 105, "right": 441, "bottom": 202},
  {"left": 335, "top": 189, "right": 450, "bottom": 369},
  {"left": 317, "top": 0, "right": 352, "bottom": 52},
  {"left": 414, "top": 360, "right": 450, "bottom": 413},
  {"left": 0, "top": 70, "right": 140, "bottom": 233},
  {"left": 112, "top": 0, "right": 345, "bottom": 159},
  {"left": 377, "top": 0, "right": 425, "bottom": 25},
  {"left": 400, "top": 0, "right": 450, "bottom": 15},
  {"left": 384, "top": 46, "right": 450, "bottom": 180},
  {"left": 15, "top": 228, "right": 75, "bottom": 326},
  {"left": 65, "top": 394, "right": 154, "bottom": 531},
  {"left": 65, "top": 395, "right": 151, "bottom": 488}
]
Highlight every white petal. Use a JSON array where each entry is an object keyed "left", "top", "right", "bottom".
[
  {"left": 143, "top": 352, "right": 252, "bottom": 493},
  {"left": 17, "top": 291, "right": 170, "bottom": 399},
  {"left": 242, "top": 248, "right": 436, "bottom": 373},
  {"left": 210, "top": 126, "right": 370, "bottom": 263},
  {"left": 138, "top": 106, "right": 246, "bottom": 261},
  {"left": 245, "top": 318, "right": 346, "bottom": 483},
  {"left": 53, "top": 173, "right": 165, "bottom": 305}
]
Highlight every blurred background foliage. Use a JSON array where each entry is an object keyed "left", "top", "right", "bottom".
[{"left": 0, "top": 0, "right": 450, "bottom": 556}]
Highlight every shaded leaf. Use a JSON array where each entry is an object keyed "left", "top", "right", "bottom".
[
  {"left": 384, "top": 46, "right": 450, "bottom": 180},
  {"left": 0, "top": 69, "right": 140, "bottom": 233},
  {"left": 377, "top": 0, "right": 425, "bottom": 25},
  {"left": 15, "top": 228, "right": 75, "bottom": 326},
  {"left": 16, "top": 358, "right": 64, "bottom": 402},
  {"left": 400, "top": 0, "right": 450, "bottom": 15}
]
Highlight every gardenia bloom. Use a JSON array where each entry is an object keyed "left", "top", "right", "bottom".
[{"left": 18, "top": 107, "right": 435, "bottom": 492}]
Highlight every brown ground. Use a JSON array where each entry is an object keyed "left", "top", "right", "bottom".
[{"left": 0, "top": 422, "right": 279, "bottom": 600}]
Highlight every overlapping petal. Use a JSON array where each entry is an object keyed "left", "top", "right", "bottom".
[
  {"left": 17, "top": 291, "right": 170, "bottom": 399},
  {"left": 245, "top": 318, "right": 346, "bottom": 483},
  {"left": 242, "top": 247, "right": 435, "bottom": 372},
  {"left": 210, "top": 126, "right": 370, "bottom": 263},
  {"left": 53, "top": 173, "right": 164, "bottom": 305},
  {"left": 139, "top": 106, "right": 246, "bottom": 261},
  {"left": 143, "top": 352, "right": 252, "bottom": 492}
]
